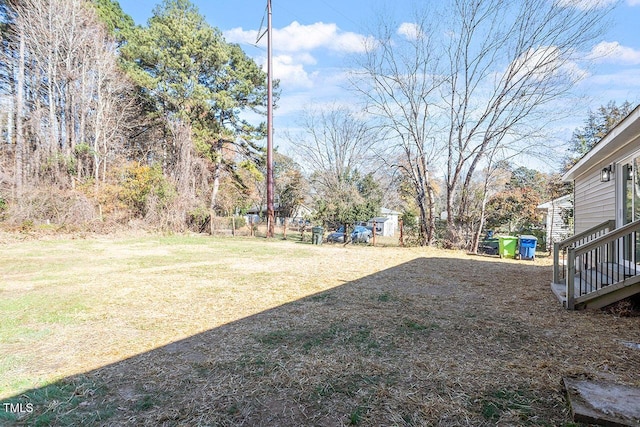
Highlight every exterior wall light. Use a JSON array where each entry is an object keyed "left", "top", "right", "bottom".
[{"left": 601, "top": 165, "right": 613, "bottom": 182}]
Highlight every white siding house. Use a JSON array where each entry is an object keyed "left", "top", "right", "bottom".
[
  {"left": 537, "top": 195, "right": 573, "bottom": 249},
  {"left": 554, "top": 104, "right": 640, "bottom": 309},
  {"left": 563, "top": 105, "right": 640, "bottom": 233}
]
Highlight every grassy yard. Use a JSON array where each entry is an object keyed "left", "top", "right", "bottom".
[{"left": 1, "top": 233, "right": 639, "bottom": 426}]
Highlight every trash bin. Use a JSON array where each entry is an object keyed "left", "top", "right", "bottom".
[
  {"left": 311, "top": 226, "right": 324, "bottom": 245},
  {"left": 517, "top": 235, "right": 537, "bottom": 260},
  {"left": 498, "top": 236, "right": 518, "bottom": 259},
  {"left": 480, "top": 238, "right": 499, "bottom": 255}
]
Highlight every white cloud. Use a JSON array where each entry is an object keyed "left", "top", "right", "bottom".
[
  {"left": 224, "top": 21, "right": 372, "bottom": 54},
  {"left": 276, "top": 21, "right": 374, "bottom": 54},
  {"left": 576, "top": 69, "right": 640, "bottom": 113},
  {"left": 557, "top": 0, "right": 616, "bottom": 9},
  {"left": 397, "top": 22, "right": 424, "bottom": 41},
  {"left": 582, "top": 68, "right": 640, "bottom": 88},
  {"left": 507, "top": 46, "right": 587, "bottom": 83},
  {"left": 589, "top": 41, "right": 640, "bottom": 64},
  {"left": 272, "top": 55, "right": 316, "bottom": 89},
  {"left": 627, "top": 0, "right": 640, "bottom": 5},
  {"left": 224, "top": 22, "right": 375, "bottom": 93},
  {"left": 296, "top": 53, "right": 317, "bottom": 66},
  {"left": 223, "top": 27, "right": 259, "bottom": 46}
]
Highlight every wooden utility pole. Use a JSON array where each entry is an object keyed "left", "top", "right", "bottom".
[{"left": 265, "top": 0, "right": 275, "bottom": 238}]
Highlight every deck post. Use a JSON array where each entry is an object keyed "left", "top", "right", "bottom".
[
  {"left": 606, "top": 220, "right": 615, "bottom": 267},
  {"left": 567, "top": 247, "right": 576, "bottom": 310},
  {"left": 553, "top": 242, "right": 560, "bottom": 284}
]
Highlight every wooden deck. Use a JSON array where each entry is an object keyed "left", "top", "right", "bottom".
[{"left": 551, "top": 272, "right": 640, "bottom": 310}]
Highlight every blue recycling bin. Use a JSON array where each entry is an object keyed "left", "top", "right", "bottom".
[{"left": 517, "top": 235, "right": 537, "bottom": 260}]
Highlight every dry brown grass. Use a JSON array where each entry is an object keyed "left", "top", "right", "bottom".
[{"left": 1, "top": 235, "right": 639, "bottom": 426}]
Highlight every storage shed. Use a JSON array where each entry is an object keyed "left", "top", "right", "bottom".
[{"left": 537, "top": 195, "right": 573, "bottom": 250}]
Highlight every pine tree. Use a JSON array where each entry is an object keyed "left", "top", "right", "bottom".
[{"left": 565, "top": 101, "right": 634, "bottom": 170}]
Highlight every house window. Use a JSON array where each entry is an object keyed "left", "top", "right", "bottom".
[
  {"left": 622, "top": 160, "right": 640, "bottom": 225},
  {"left": 621, "top": 159, "right": 640, "bottom": 263}
]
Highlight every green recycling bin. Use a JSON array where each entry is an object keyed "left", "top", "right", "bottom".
[
  {"left": 498, "top": 236, "right": 518, "bottom": 259},
  {"left": 311, "top": 226, "right": 324, "bottom": 245}
]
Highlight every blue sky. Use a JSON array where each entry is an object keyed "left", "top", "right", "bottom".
[{"left": 118, "top": 0, "right": 640, "bottom": 170}]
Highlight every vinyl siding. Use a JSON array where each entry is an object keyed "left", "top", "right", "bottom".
[
  {"left": 574, "top": 171, "right": 615, "bottom": 235},
  {"left": 547, "top": 201, "right": 572, "bottom": 244}
]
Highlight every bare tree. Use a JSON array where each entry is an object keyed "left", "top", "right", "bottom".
[
  {"left": 13, "top": 25, "right": 24, "bottom": 192},
  {"left": 274, "top": 151, "right": 307, "bottom": 238},
  {"left": 291, "top": 105, "right": 381, "bottom": 229},
  {"left": 353, "top": 0, "right": 610, "bottom": 247},
  {"left": 441, "top": 0, "right": 609, "bottom": 246},
  {"left": 89, "top": 32, "right": 134, "bottom": 184},
  {"left": 351, "top": 12, "right": 442, "bottom": 245},
  {"left": 295, "top": 105, "right": 376, "bottom": 195},
  {"left": 7, "top": 0, "right": 133, "bottom": 187}
]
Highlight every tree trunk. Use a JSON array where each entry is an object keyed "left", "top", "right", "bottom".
[
  {"left": 471, "top": 194, "right": 489, "bottom": 254},
  {"left": 66, "top": 88, "right": 75, "bottom": 154},
  {"left": 446, "top": 183, "right": 456, "bottom": 246},
  {"left": 426, "top": 181, "right": 436, "bottom": 245},
  {"left": 411, "top": 149, "right": 436, "bottom": 247},
  {"left": 47, "top": 0, "right": 57, "bottom": 153},
  {"left": 14, "top": 31, "right": 25, "bottom": 193},
  {"left": 47, "top": 61, "right": 56, "bottom": 152},
  {"left": 79, "top": 61, "right": 86, "bottom": 162},
  {"left": 416, "top": 192, "right": 429, "bottom": 246},
  {"left": 210, "top": 158, "right": 221, "bottom": 235},
  {"left": 94, "top": 76, "right": 103, "bottom": 184}
]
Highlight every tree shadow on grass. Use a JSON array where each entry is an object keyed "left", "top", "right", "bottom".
[{"left": 2, "top": 257, "right": 635, "bottom": 426}]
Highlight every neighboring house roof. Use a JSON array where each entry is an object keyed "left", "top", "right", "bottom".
[
  {"left": 294, "top": 203, "right": 312, "bottom": 213},
  {"left": 537, "top": 194, "right": 572, "bottom": 210},
  {"left": 563, "top": 104, "right": 640, "bottom": 181},
  {"left": 369, "top": 217, "right": 391, "bottom": 223},
  {"left": 380, "top": 207, "right": 401, "bottom": 215}
]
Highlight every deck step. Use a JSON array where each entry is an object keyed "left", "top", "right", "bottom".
[
  {"left": 578, "top": 263, "right": 639, "bottom": 290},
  {"left": 603, "top": 262, "right": 638, "bottom": 280},
  {"left": 579, "top": 269, "right": 613, "bottom": 289},
  {"left": 551, "top": 274, "right": 640, "bottom": 310},
  {"left": 551, "top": 278, "right": 584, "bottom": 307},
  {"left": 551, "top": 282, "right": 567, "bottom": 307}
]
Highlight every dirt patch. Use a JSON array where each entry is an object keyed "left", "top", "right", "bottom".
[{"left": 1, "top": 237, "right": 639, "bottom": 426}]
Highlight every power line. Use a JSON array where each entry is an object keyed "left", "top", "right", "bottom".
[
  {"left": 316, "top": 0, "right": 366, "bottom": 32},
  {"left": 256, "top": 4, "right": 268, "bottom": 44}
]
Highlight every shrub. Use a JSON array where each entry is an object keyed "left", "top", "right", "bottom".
[
  {"left": 232, "top": 216, "right": 247, "bottom": 229},
  {"left": 0, "top": 196, "right": 7, "bottom": 218},
  {"left": 42, "top": 152, "right": 77, "bottom": 177},
  {"left": 5, "top": 188, "right": 96, "bottom": 229},
  {"left": 188, "top": 205, "right": 210, "bottom": 232},
  {"left": 74, "top": 142, "right": 95, "bottom": 157},
  {"left": 119, "top": 163, "right": 176, "bottom": 217}
]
